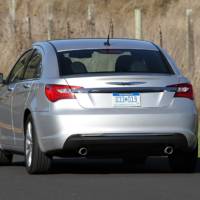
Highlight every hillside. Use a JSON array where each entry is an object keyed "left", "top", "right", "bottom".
[{"left": 0, "top": 0, "right": 200, "bottom": 107}]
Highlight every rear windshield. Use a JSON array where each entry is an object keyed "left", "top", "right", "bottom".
[{"left": 58, "top": 49, "right": 174, "bottom": 76}]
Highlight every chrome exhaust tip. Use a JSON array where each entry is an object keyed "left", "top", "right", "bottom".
[
  {"left": 78, "top": 147, "right": 88, "bottom": 156},
  {"left": 164, "top": 146, "right": 174, "bottom": 155}
]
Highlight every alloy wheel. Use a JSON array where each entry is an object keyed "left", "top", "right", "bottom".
[{"left": 25, "top": 122, "right": 33, "bottom": 167}]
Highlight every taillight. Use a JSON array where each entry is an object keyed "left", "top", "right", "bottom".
[
  {"left": 45, "top": 84, "right": 82, "bottom": 102},
  {"left": 167, "top": 83, "right": 194, "bottom": 100}
]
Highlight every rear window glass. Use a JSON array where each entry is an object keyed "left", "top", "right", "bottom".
[{"left": 58, "top": 49, "right": 174, "bottom": 76}]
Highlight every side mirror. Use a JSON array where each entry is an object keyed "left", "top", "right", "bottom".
[{"left": 0, "top": 73, "right": 4, "bottom": 84}]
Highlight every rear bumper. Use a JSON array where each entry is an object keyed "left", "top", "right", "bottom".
[
  {"left": 46, "top": 133, "right": 194, "bottom": 157},
  {"left": 32, "top": 101, "right": 198, "bottom": 153}
]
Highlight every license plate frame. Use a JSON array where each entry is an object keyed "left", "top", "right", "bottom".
[{"left": 112, "top": 92, "right": 141, "bottom": 107}]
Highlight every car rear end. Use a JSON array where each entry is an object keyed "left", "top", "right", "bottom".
[{"left": 33, "top": 39, "right": 198, "bottom": 171}]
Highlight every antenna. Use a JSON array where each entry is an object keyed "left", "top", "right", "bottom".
[
  {"left": 104, "top": 20, "right": 112, "bottom": 46},
  {"left": 104, "top": 33, "right": 110, "bottom": 46}
]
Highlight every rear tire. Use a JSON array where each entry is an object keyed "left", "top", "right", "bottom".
[
  {"left": 0, "top": 150, "right": 13, "bottom": 165},
  {"left": 169, "top": 146, "right": 198, "bottom": 173},
  {"left": 25, "top": 115, "right": 51, "bottom": 174}
]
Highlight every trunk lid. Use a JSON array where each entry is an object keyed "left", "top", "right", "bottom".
[{"left": 65, "top": 74, "right": 179, "bottom": 109}]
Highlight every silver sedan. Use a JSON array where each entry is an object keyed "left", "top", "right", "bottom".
[{"left": 0, "top": 39, "right": 198, "bottom": 174}]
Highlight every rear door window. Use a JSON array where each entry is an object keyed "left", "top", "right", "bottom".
[
  {"left": 24, "top": 51, "right": 42, "bottom": 80},
  {"left": 7, "top": 50, "right": 33, "bottom": 83}
]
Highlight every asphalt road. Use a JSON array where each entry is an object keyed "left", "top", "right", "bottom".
[{"left": 0, "top": 155, "right": 200, "bottom": 200}]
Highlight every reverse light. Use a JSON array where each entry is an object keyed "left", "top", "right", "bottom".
[
  {"left": 45, "top": 84, "right": 82, "bottom": 102},
  {"left": 167, "top": 83, "right": 194, "bottom": 100}
]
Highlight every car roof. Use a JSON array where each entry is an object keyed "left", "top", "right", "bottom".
[{"left": 34, "top": 38, "right": 158, "bottom": 52}]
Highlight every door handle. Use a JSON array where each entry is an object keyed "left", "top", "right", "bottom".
[
  {"left": 7, "top": 85, "right": 14, "bottom": 91},
  {"left": 23, "top": 83, "right": 31, "bottom": 89}
]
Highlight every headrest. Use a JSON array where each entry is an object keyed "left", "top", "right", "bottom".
[
  {"left": 71, "top": 62, "right": 87, "bottom": 74},
  {"left": 115, "top": 55, "right": 133, "bottom": 72}
]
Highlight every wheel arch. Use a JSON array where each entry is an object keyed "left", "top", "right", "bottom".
[{"left": 23, "top": 109, "right": 46, "bottom": 153}]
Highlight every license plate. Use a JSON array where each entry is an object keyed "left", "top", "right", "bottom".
[{"left": 112, "top": 93, "right": 141, "bottom": 107}]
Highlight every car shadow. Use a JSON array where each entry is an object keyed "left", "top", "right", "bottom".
[
  {"left": 10, "top": 156, "right": 200, "bottom": 174},
  {"left": 49, "top": 157, "right": 200, "bottom": 174}
]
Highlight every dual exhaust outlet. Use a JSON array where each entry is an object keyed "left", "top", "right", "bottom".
[
  {"left": 164, "top": 146, "right": 174, "bottom": 155},
  {"left": 78, "top": 146, "right": 173, "bottom": 156},
  {"left": 78, "top": 147, "right": 88, "bottom": 156}
]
